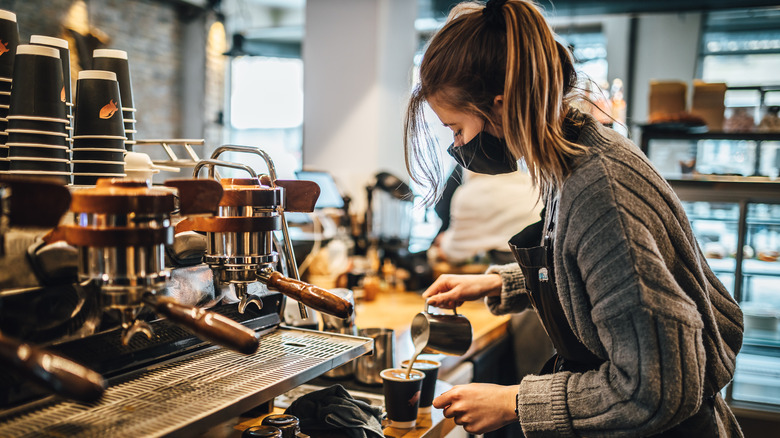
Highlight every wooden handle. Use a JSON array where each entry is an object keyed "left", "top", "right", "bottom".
[
  {"left": 262, "top": 271, "right": 353, "bottom": 319},
  {"left": 165, "top": 179, "right": 224, "bottom": 215},
  {"left": 0, "top": 176, "right": 71, "bottom": 228},
  {"left": 274, "top": 180, "right": 321, "bottom": 212},
  {"left": 148, "top": 296, "right": 259, "bottom": 355},
  {"left": 0, "top": 333, "right": 105, "bottom": 404}
]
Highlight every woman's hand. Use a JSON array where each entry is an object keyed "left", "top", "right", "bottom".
[
  {"left": 433, "top": 383, "right": 520, "bottom": 434},
  {"left": 421, "top": 274, "right": 502, "bottom": 308}
]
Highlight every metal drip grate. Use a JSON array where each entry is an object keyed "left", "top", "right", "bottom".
[{"left": 0, "top": 328, "right": 371, "bottom": 438}]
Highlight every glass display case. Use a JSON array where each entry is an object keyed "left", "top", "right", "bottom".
[{"left": 668, "top": 178, "right": 780, "bottom": 415}]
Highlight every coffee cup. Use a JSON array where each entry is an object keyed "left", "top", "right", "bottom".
[
  {"left": 355, "top": 328, "right": 395, "bottom": 385},
  {"left": 400, "top": 358, "right": 440, "bottom": 412},
  {"left": 0, "top": 10, "right": 20, "bottom": 79},
  {"left": 410, "top": 301, "right": 473, "bottom": 356},
  {"left": 380, "top": 367, "right": 425, "bottom": 429},
  {"left": 92, "top": 49, "right": 134, "bottom": 108},
  {"left": 9, "top": 45, "right": 66, "bottom": 120},
  {"left": 30, "top": 35, "right": 71, "bottom": 107},
  {"left": 73, "top": 70, "right": 124, "bottom": 137}
]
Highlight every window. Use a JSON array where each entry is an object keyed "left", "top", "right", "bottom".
[
  {"left": 225, "top": 56, "right": 304, "bottom": 180},
  {"left": 556, "top": 25, "right": 609, "bottom": 87},
  {"left": 699, "top": 7, "right": 780, "bottom": 108}
]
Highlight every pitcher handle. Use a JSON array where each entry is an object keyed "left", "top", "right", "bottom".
[{"left": 423, "top": 299, "right": 460, "bottom": 316}]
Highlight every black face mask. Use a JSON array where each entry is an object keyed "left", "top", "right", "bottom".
[{"left": 447, "top": 131, "right": 518, "bottom": 175}]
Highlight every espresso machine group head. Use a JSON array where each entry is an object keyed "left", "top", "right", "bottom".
[
  {"left": 180, "top": 145, "right": 353, "bottom": 321},
  {"left": 58, "top": 178, "right": 259, "bottom": 354}
]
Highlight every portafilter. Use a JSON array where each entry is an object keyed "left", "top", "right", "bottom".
[
  {"left": 176, "top": 145, "right": 352, "bottom": 320},
  {"left": 58, "top": 178, "right": 259, "bottom": 354},
  {"left": 0, "top": 175, "right": 106, "bottom": 404}
]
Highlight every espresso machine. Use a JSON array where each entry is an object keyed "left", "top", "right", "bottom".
[
  {"left": 57, "top": 178, "right": 258, "bottom": 353},
  {"left": 0, "top": 176, "right": 105, "bottom": 405},
  {"left": 0, "top": 151, "right": 370, "bottom": 437},
  {"left": 180, "top": 145, "right": 352, "bottom": 320}
]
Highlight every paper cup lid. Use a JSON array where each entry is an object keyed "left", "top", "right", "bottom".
[
  {"left": 30, "top": 35, "right": 69, "bottom": 49},
  {"left": 0, "top": 10, "right": 17, "bottom": 22},
  {"left": 78, "top": 70, "right": 117, "bottom": 81},
  {"left": 16, "top": 45, "right": 59, "bottom": 59},
  {"left": 93, "top": 49, "right": 128, "bottom": 60}
]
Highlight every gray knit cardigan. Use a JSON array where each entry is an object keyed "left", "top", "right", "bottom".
[{"left": 485, "top": 114, "right": 744, "bottom": 437}]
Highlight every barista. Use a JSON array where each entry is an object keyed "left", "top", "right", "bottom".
[{"left": 403, "top": 0, "right": 744, "bottom": 436}]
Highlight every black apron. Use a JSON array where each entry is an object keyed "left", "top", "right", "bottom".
[{"left": 508, "top": 198, "right": 718, "bottom": 436}]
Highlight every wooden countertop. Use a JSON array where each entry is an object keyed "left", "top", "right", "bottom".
[{"left": 354, "top": 291, "right": 511, "bottom": 376}]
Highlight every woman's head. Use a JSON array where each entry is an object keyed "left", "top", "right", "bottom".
[{"left": 405, "top": 0, "right": 584, "bottom": 201}]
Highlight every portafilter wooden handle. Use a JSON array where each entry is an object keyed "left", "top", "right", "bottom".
[
  {"left": 0, "top": 332, "right": 106, "bottom": 404},
  {"left": 145, "top": 295, "right": 259, "bottom": 355},
  {"left": 0, "top": 176, "right": 71, "bottom": 228},
  {"left": 258, "top": 270, "right": 353, "bottom": 319}
]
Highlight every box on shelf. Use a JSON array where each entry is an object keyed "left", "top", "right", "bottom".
[
  {"left": 691, "top": 80, "right": 727, "bottom": 131},
  {"left": 648, "top": 80, "right": 687, "bottom": 121}
]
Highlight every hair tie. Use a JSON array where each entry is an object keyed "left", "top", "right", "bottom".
[{"left": 483, "top": 0, "right": 508, "bottom": 27}]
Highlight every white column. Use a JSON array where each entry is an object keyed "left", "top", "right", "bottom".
[{"left": 303, "top": 0, "right": 418, "bottom": 213}]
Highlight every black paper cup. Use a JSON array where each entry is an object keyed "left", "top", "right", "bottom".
[
  {"left": 10, "top": 157, "right": 69, "bottom": 172},
  {"left": 73, "top": 173, "right": 123, "bottom": 185},
  {"left": 71, "top": 135, "right": 125, "bottom": 149},
  {"left": 0, "top": 10, "right": 20, "bottom": 79},
  {"left": 0, "top": 159, "right": 7, "bottom": 171},
  {"left": 92, "top": 49, "right": 133, "bottom": 108},
  {"left": 8, "top": 144, "right": 69, "bottom": 160},
  {"left": 30, "top": 35, "right": 71, "bottom": 106},
  {"left": 11, "top": 170, "right": 69, "bottom": 184},
  {"left": 71, "top": 148, "right": 124, "bottom": 162},
  {"left": 0, "top": 90, "right": 10, "bottom": 105},
  {"left": 9, "top": 45, "right": 66, "bottom": 119},
  {"left": 0, "top": 79, "right": 11, "bottom": 93},
  {"left": 0, "top": 117, "right": 5, "bottom": 131},
  {"left": 72, "top": 160, "right": 124, "bottom": 174},
  {"left": 73, "top": 70, "right": 124, "bottom": 137},
  {"left": 0, "top": 145, "right": 6, "bottom": 158},
  {"left": 7, "top": 129, "right": 67, "bottom": 146},
  {"left": 400, "top": 359, "right": 441, "bottom": 412},
  {"left": 381, "top": 368, "right": 425, "bottom": 429},
  {"left": 7, "top": 116, "right": 67, "bottom": 134}
]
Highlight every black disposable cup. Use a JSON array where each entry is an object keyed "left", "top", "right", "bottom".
[
  {"left": 92, "top": 49, "right": 133, "bottom": 108},
  {"left": 7, "top": 117, "right": 67, "bottom": 134},
  {"left": 10, "top": 158, "right": 69, "bottom": 172},
  {"left": 71, "top": 136, "right": 125, "bottom": 149},
  {"left": 9, "top": 144, "right": 69, "bottom": 160},
  {"left": 0, "top": 91, "right": 10, "bottom": 104},
  {"left": 400, "top": 359, "right": 441, "bottom": 411},
  {"left": 12, "top": 171, "right": 70, "bottom": 184},
  {"left": 0, "top": 10, "right": 20, "bottom": 79},
  {"left": 123, "top": 121, "right": 134, "bottom": 131},
  {"left": 30, "top": 35, "right": 71, "bottom": 106},
  {"left": 380, "top": 368, "right": 425, "bottom": 429},
  {"left": 0, "top": 159, "right": 7, "bottom": 171},
  {"left": 9, "top": 45, "right": 66, "bottom": 120},
  {"left": 72, "top": 148, "right": 124, "bottom": 162},
  {"left": 72, "top": 160, "right": 124, "bottom": 174},
  {"left": 73, "top": 174, "right": 123, "bottom": 186},
  {"left": 73, "top": 70, "right": 124, "bottom": 137},
  {"left": 0, "top": 145, "right": 6, "bottom": 158},
  {"left": 7, "top": 130, "right": 67, "bottom": 146},
  {"left": 0, "top": 118, "right": 5, "bottom": 131},
  {"left": 0, "top": 80, "right": 11, "bottom": 93}
]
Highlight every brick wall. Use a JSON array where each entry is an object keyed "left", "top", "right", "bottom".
[{"left": 0, "top": 0, "right": 189, "bottom": 140}]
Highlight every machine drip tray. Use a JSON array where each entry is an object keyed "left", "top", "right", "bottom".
[{"left": 0, "top": 327, "right": 372, "bottom": 438}]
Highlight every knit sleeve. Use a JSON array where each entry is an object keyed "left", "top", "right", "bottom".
[
  {"left": 517, "top": 158, "right": 708, "bottom": 436},
  {"left": 484, "top": 263, "right": 532, "bottom": 315}
]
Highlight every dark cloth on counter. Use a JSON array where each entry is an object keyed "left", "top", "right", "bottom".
[
  {"left": 485, "top": 111, "right": 744, "bottom": 437},
  {"left": 284, "top": 384, "right": 384, "bottom": 438}
]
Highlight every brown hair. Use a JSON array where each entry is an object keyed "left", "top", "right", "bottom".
[{"left": 404, "top": 0, "right": 585, "bottom": 203}]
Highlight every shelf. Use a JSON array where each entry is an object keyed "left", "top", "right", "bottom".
[
  {"left": 687, "top": 215, "right": 780, "bottom": 226},
  {"left": 642, "top": 130, "right": 780, "bottom": 142}
]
